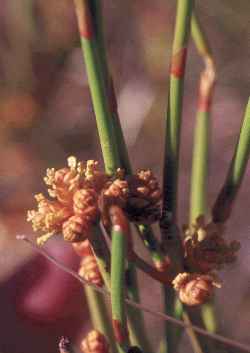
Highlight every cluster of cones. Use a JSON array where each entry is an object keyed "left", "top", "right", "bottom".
[
  {"left": 172, "top": 216, "right": 240, "bottom": 306},
  {"left": 27, "top": 156, "right": 161, "bottom": 246},
  {"left": 27, "top": 157, "right": 240, "bottom": 307}
]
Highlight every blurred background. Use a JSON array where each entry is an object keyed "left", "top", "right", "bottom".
[{"left": 0, "top": 0, "right": 250, "bottom": 352}]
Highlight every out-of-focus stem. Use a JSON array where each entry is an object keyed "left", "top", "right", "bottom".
[{"left": 212, "top": 97, "right": 250, "bottom": 223}]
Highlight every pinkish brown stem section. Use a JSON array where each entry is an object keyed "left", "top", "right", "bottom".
[
  {"left": 112, "top": 319, "right": 129, "bottom": 344},
  {"left": 74, "top": 0, "right": 93, "bottom": 39},
  {"left": 197, "top": 56, "right": 216, "bottom": 112},
  {"left": 170, "top": 47, "right": 187, "bottom": 78}
]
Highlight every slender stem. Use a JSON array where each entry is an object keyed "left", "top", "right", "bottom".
[
  {"left": 73, "top": 0, "right": 120, "bottom": 174},
  {"left": 90, "top": 1, "right": 164, "bottom": 270},
  {"left": 90, "top": 1, "right": 132, "bottom": 174},
  {"left": 189, "top": 11, "right": 216, "bottom": 353},
  {"left": 160, "top": 2, "right": 194, "bottom": 352},
  {"left": 91, "top": 225, "right": 112, "bottom": 288},
  {"left": 212, "top": 97, "right": 250, "bottom": 223},
  {"left": 182, "top": 312, "right": 204, "bottom": 353},
  {"left": 74, "top": 2, "right": 151, "bottom": 349},
  {"left": 92, "top": 226, "right": 151, "bottom": 352},
  {"left": 189, "top": 12, "right": 216, "bottom": 224},
  {"left": 130, "top": 251, "right": 171, "bottom": 285},
  {"left": 136, "top": 224, "right": 167, "bottom": 271},
  {"left": 84, "top": 286, "right": 118, "bottom": 353},
  {"left": 125, "top": 263, "right": 152, "bottom": 353},
  {"left": 201, "top": 302, "right": 217, "bottom": 333},
  {"left": 110, "top": 206, "right": 130, "bottom": 351},
  {"left": 161, "top": 0, "right": 194, "bottom": 231}
]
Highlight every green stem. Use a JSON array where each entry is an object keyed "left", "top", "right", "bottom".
[
  {"left": 161, "top": 0, "right": 194, "bottom": 231},
  {"left": 189, "top": 10, "right": 216, "bottom": 353},
  {"left": 189, "top": 106, "right": 209, "bottom": 222},
  {"left": 125, "top": 263, "right": 152, "bottom": 353},
  {"left": 190, "top": 11, "right": 216, "bottom": 224},
  {"left": 90, "top": 0, "right": 131, "bottom": 174},
  {"left": 182, "top": 312, "right": 204, "bottom": 353},
  {"left": 84, "top": 286, "right": 118, "bottom": 353},
  {"left": 212, "top": 97, "right": 250, "bottom": 223},
  {"left": 110, "top": 206, "right": 130, "bottom": 351},
  {"left": 137, "top": 224, "right": 167, "bottom": 271},
  {"left": 201, "top": 302, "right": 217, "bottom": 333},
  {"left": 90, "top": 1, "right": 163, "bottom": 270},
  {"left": 160, "top": 2, "right": 195, "bottom": 352},
  {"left": 74, "top": 2, "right": 150, "bottom": 349},
  {"left": 92, "top": 226, "right": 151, "bottom": 352},
  {"left": 74, "top": 0, "right": 120, "bottom": 174}
]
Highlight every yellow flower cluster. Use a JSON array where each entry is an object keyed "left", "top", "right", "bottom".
[
  {"left": 27, "top": 157, "right": 107, "bottom": 245},
  {"left": 27, "top": 156, "right": 162, "bottom": 246}
]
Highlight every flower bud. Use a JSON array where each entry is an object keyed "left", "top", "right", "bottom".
[
  {"left": 62, "top": 215, "right": 90, "bottom": 242},
  {"left": 77, "top": 240, "right": 103, "bottom": 286},
  {"left": 126, "top": 169, "right": 161, "bottom": 224},
  {"left": 172, "top": 272, "right": 220, "bottom": 306},
  {"left": 73, "top": 188, "right": 99, "bottom": 223}
]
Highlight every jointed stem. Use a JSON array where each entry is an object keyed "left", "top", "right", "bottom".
[
  {"left": 110, "top": 206, "right": 130, "bottom": 351},
  {"left": 74, "top": 0, "right": 120, "bottom": 174},
  {"left": 161, "top": 0, "right": 194, "bottom": 231},
  {"left": 188, "top": 10, "right": 216, "bottom": 353},
  {"left": 84, "top": 286, "right": 119, "bottom": 353},
  {"left": 91, "top": 226, "right": 152, "bottom": 352}
]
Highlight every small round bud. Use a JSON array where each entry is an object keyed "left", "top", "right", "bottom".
[
  {"left": 73, "top": 188, "right": 99, "bottom": 222},
  {"left": 78, "top": 240, "right": 103, "bottom": 287},
  {"left": 126, "top": 169, "right": 162, "bottom": 224},
  {"left": 103, "top": 178, "right": 129, "bottom": 208},
  {"left": 62, "top": 215, "right": 90, "bottom": 242},
  {"left": 81, "top": 330, "right": 109, "bottom": 353},
  {"left": 172, "top": 272, "right": 221, "bottom": 306}
]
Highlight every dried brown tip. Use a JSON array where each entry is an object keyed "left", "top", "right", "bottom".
[
  {"left": 78, "top": 241, "right": 103, "bottom": 287},
  {"left": 81, "top": 330, "right": 109, "bottom": 353},
  {"left": 62, "top": 215, "right": 90, "bottom": 243},
  {"left": 172, "top": 272, "right": 221, "bottom": 306}
]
